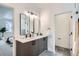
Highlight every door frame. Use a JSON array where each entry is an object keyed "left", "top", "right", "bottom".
[
  {"left": 74, "top": 19, "right": 79, "bottom": 55},
  {"left": 0, "top": 4, "right": 14, "bottom": 56},
  {"left": 54, "top": 11, "right": 72, "bottom": 55}
]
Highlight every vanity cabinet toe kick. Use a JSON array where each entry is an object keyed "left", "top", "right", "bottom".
[{"left": 16, "top": 36, "right": 48, "bottom": 56}]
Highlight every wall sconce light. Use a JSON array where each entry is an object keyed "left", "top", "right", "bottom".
[
  {"left": 24, "top": 11, "right": 30, "bottom": 16},
  {"left": 24, "top": 11, "right": 38, "bottom": 18}
]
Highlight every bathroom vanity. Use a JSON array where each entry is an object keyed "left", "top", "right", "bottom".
[
  {"left": 15, "top": 11, "right": 49, "bottom": 56},
  {"left": 16, "top": 36, "right": 48, "bottom": 56}
]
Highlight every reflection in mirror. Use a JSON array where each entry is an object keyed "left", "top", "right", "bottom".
[{"left": 20, "top": 13, "right": 30, "bottom": 35}]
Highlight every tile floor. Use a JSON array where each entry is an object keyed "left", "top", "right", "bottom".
[
  {"left": 0, "top": 40, "right": 12, "bottom": 56},
  {"left": 55, "top": 46, "right": 70, "bottom": 56},
  {"left": 39, "top": 46, "right": 70, "bottom": 56},
  {"left": 39, "top": 50, "right": 55, "bottom": 56}
]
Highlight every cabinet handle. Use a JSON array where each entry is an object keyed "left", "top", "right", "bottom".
[
  {"left": 32, "top": 41, "right": 36, "bottom": 45},
  {"left": 43, "top": 37, "right": 46, "bottom": 41}
]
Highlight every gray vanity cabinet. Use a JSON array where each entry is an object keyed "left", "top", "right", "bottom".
[
  {"left": 16, "top": 41, "right": 33, "bottom": 56},
  {"left": 43, "top": 37, "right": 48, "bottom": 50},
  {"left": 38, "top": 38, "right": 44, "bottom": 54},
  {"left": 38, "top": 37, "right": 47, "bottom": 54},
  {"left": 16, "top": 37, "right": 48, "bottom": 56},
  {"left": 31, "top": 40, "right": 39, "bottom": 56}
]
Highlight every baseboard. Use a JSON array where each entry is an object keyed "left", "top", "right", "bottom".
[{"left": 55, "top": 45, "right": 70, "bottom": 50}]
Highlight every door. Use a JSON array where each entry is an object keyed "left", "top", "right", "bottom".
[{"left": 55, "top": 12, "right": 72, "bottom": 49}]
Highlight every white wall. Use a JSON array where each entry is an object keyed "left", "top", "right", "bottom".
[
  {"left": 40, "top": 9, "right": 50, "bottom": 34},
  {"left": 39, "top": 3, "right": 74, "bottom": 53}
]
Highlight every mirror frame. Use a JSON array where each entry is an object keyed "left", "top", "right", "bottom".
[{"left": 20, "top": 12, "right": 40, "bottom": 37}]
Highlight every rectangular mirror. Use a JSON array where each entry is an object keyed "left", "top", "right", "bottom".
[
  {"left": 20, "top": 13, "right": 30, "bottom": 35},
  {"left": 20, "top": 12, "right": 40, "bottom": 37},
  {"left": 30, "top": 16, "right": 33, "bottom": 34},
  {"left": 30, "top": 15, "right": 39, "bottom": 36},
  {"left": 34, "top": 17, "right": 39, "bottom": 35}
]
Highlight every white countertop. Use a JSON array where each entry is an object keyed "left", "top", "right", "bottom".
[{"left": 15, "top": 35, "right": 48, "bottom": 43}]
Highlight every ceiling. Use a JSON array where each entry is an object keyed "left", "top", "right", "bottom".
[
  {"left": 1, "top": 3, "right": 75, "bottom": 10},
  {"left": 13, "top": 3, "right": 75, "bottom": 9},
  {"left": 0, "top": 3, "right": 76, "bottom": 19}
]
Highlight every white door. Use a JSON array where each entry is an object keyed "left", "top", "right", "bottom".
[{"left": 55, "top": 12, "right": 72, "bottom": 49}]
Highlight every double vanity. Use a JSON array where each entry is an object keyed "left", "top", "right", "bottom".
[
  {"left": 16, "top": 35, "right": 48, "bottom": 56},
  {"left": 15, "top": 11, "right": 49, "bottom": 56}
]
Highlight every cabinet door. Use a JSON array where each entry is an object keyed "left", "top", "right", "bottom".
[
  {"left": 38, "top": 38, "right": 44, "bottom": 55},
  {"left": 23, "top": 42, "right": 33, "bottom": 56},
  {"left": 16, "top": 41, "right": 23, "bottom": 56},
  {"left": 38, "top": 37, "right": 48, "bottom": 55},
  {"left": 16, "top": 40, "right": 33, "bottom": 56},
  {"left": 32, "top": 40, "right": 39, "bottom": 56},
  {"left": 43, "top": 37, "right": 48, "bottom": 50}
]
